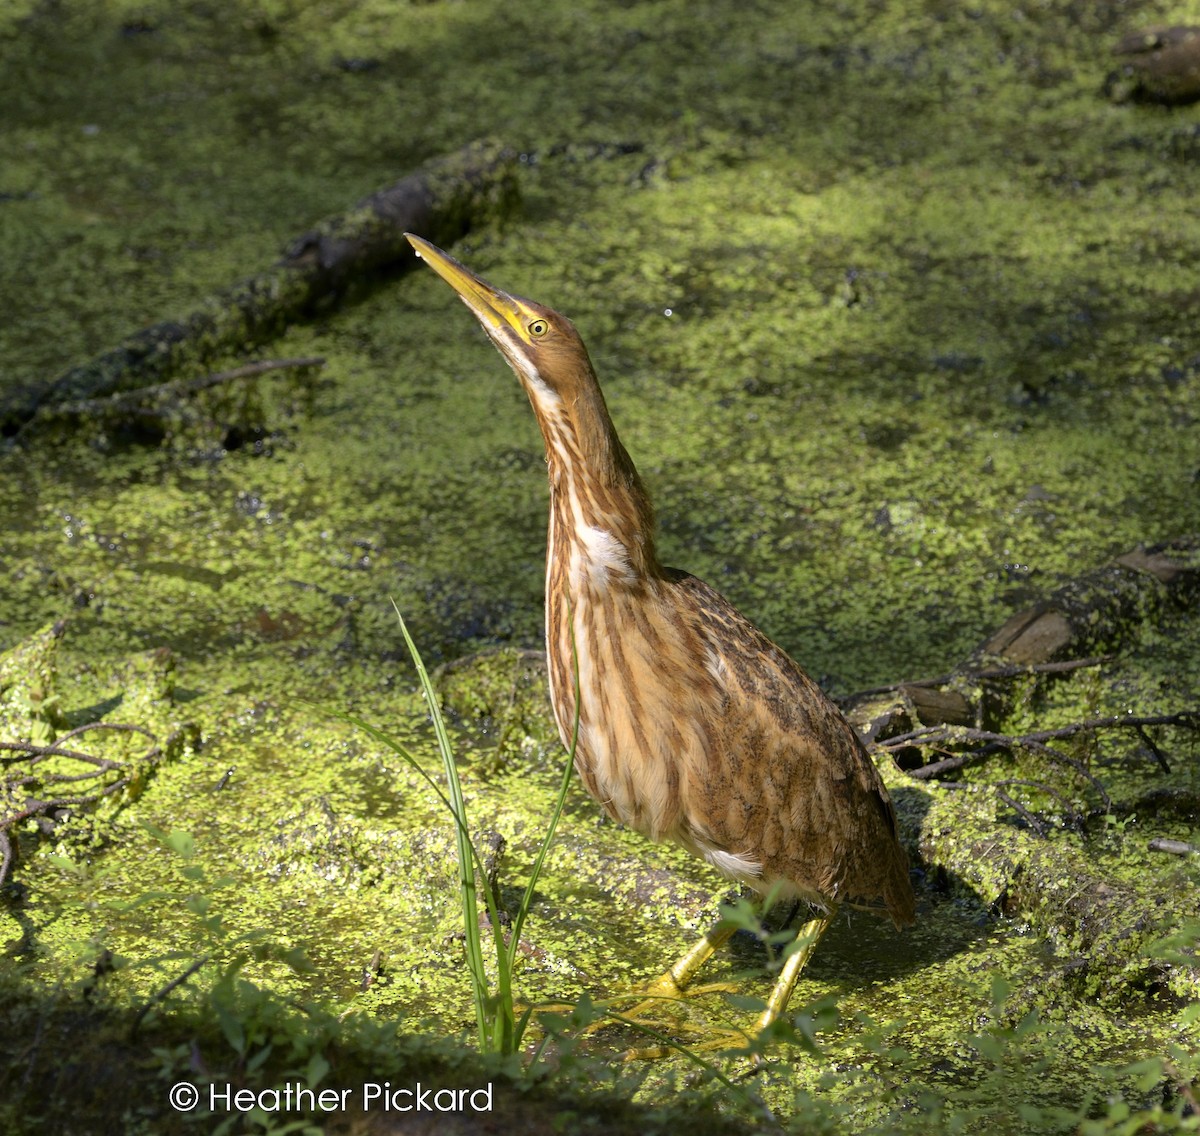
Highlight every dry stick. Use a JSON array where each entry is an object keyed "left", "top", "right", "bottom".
[{"left": 889, "top": 713, "right": 1200, "bottom": 807}]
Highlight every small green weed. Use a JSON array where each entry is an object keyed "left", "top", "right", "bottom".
[{"left": 332, "top": 606, "right": 578, "bottom": 1057}]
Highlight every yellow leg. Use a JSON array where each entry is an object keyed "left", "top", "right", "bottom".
[
  {"left": 752, "top": 916, "right": 829, "bottom": 1035},
  {"left": 637, "top": 919, "right": 738, "bottom": 999},
  {"left": 577, "top": 921, "right": 739, "bottom": 1056},
  {"left": 616, "top": 915, "right": 831, "bottom": 1060}
]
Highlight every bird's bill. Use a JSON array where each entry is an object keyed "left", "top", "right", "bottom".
[{"left": 405, "top": 233, "right": 536, "bottom": 345}]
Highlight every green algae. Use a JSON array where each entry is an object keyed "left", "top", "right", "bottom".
[
  {"left": 2, "top": 0, "right": 1200, "bottom": 1130},
  {"left": 2, "top": 616, "right": 1197, "bottom": 1127},
  {"left": 0, "top": 621, "right": 66, "bottom": 745}
]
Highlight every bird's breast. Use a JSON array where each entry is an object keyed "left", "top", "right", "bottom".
[{"left": 544, "top": 543, "right": 723, "bottom": 849}]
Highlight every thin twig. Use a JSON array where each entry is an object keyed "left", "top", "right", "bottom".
[
  {"left": 885, "top": 711, "right": 1200, "bottom": 750},
  {"left": 0, "top": 740, "right": 125, "bottom": 767},
  {"left": 2, "top": 780, "right": 133, "bottom": 832},
  {"left": 995, "top": 778, "right": 1082, "bottom": 821},
  {"left": 849, "top": 655, "right": 1111, "bottom": 699},
  {"left": 889, "top": 713, "right": 1200, "bottom": 817},
  {"left": 993, "top": 788, "right": 1051, "bottom": 837},
  {"left": 0, "top": 721, "right": 158, "bottom": 769},
  {"left": 42, "top": 356, "right": 325, "bottom": 420},
  {"left": 0, "top": 721, "right": 165, "bottom": 886},
  {"left": 1018, "top": 738, "right": 1113, "bottom": 811},
  {"left": 1135, "top": 725, "right": 1172, "bottom": 774},
  {"left": 129, "top": 955, "right": 211, "bottom": 1038},
  {"left": 902, "top": 747, "right": 994, "bottom": 780},
  {"left": 992, "top": 778, "right": 1086, "bottom": 836}
]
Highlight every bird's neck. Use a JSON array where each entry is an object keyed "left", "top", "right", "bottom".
[{"left": 533, "top": 388, "right": 660, "bottom": 583}]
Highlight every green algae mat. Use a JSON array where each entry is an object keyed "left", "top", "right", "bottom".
[{"left": 1, "top": 1, "right": 1199, "bottom": 1133}]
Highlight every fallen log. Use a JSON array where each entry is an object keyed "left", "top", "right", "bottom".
[
  {"left": 914, "top": 781, "right": 1200, "bottom": 1003},
  {"left": 974, "top": 539, "right": 1200, "bottom": 665},
  {"left": 840, "top": 541, "right": 1200, "bottom": 1001},
  {"left": 20, "top": 355, "right": 327, "bottom": 450},
  {"left": 3, "top": 139, "right": 519, "bottom": 436},
  {"left": 850, "top": 537, "right": 1200, "bottom": 738}
]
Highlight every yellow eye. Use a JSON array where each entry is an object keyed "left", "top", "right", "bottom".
[{"left": 528, "top": 319, "right": 549, "bottom": 338}]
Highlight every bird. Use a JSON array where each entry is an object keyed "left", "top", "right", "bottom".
[{"left": 405, "top": 233, "right": 916, "bottom": 1053}]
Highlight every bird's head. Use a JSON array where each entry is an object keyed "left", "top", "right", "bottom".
[
  {"left": 405, "top": 234, "right": 595, "bottom": 419},
  {"left": 406, "top": 233, "right": 658, "bottom": 573}
]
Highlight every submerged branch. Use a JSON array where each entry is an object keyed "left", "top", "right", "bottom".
[{"left": 0, "top": 721, "right": 179, "bottom": 887}]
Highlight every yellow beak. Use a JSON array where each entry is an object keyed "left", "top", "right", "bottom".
[{"left": 405, "top": 233, "right": 533, "bottom": 343}]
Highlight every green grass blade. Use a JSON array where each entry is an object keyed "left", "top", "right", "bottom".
[
  {"left": 507, "top": 603, "right": 582, "bottom": 969},
  {"left": 316, "top": 696, "right": 516, "bottom": 1050},
  {"left": 392, "top": 604, "right": 493, "bottom": 1051}
]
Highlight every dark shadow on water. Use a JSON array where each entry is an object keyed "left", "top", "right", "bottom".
[{"left": 714, "top": 783, "right": 992, "bottom": 989}]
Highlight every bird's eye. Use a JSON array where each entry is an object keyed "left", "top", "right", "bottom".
[{"left": 528, "top": 319, "right": 549, "bottom": 338}]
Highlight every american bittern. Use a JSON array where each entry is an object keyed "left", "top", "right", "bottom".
[{"left": 406, "top": 234, "right": 916, "bottom": 1051}]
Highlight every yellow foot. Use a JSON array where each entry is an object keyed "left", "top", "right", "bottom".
[
  {"left": 620, "top": 1023, "right": 755, "bottom": 1061},
  {"left": 612, "top": 916, "right": 832, "bottom": 1062},
  {"left": 576, "top": 920, "right": 739, "bottom": 1042},
  {"left": 546, "top": 915, "right": 833, "bottom": 1062},
  {"left": 589, "top": 978, "right": 742, "bottom": 1045}
]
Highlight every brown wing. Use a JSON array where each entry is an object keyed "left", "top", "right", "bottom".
[{"left": 666, "top": 569, "right": 915, "bottom": 927}]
